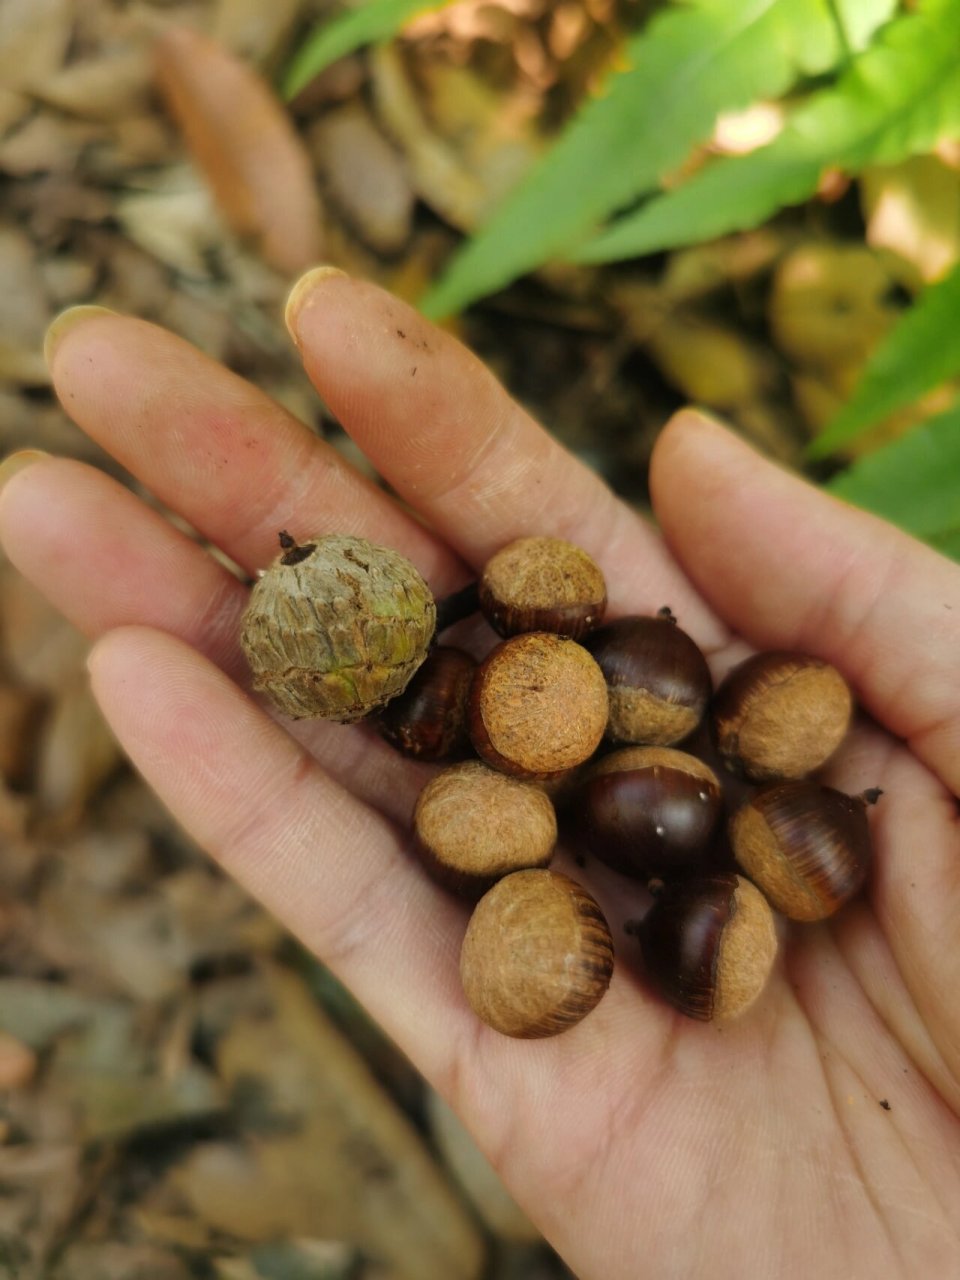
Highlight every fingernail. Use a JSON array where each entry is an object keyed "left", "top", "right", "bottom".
[
  {"left": 44, "top": 304, "right": 117, "bottom": 369},
  {"left": 0, "top": 449, "right": 49, "bottom": 497},
  {"left": 284, "top": 265, "right": 348, "bottom": 347}
]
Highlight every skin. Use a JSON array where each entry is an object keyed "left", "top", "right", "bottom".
[{"left": 2, "top": 275, "right": 959, "bottom": 1279}]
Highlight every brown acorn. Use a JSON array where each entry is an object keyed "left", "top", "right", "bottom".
[
  {"left": 585, "top": 612, "right": 712, "bottom": 746},
  {"left": 413, "top": 761, "right": 557, "bottom": 898},
  {"left": 469, "top": 632, "right": 608, "bottom": 778},
  {"left": 712, "top": 651, "right": 852, "bottom": 781},
  {"left": 479, "top": 536, "right": 607, "bottom": 639},
  {"left": 729, "top": 781, "right": 876, "bottom": 921},
  {"left": 575, "top": 746, "right": 723, "bottom": 882},
  {"left": 638, "top": 873, "right": 778, "bottom": 1021},
  {"left": 460, "top": 869, "right": 614, "bottom": 1037},
  {"left": 378, "top": 645, "right": 476, "bottom": 761}
]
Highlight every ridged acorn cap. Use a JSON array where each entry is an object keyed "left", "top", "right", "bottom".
[{"left": 241, "top": 533, "right": 436, "bottom": 721}]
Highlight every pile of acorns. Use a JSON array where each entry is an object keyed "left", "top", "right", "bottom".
[{"left": 241, "top": 532, "right": 879, "bottom": 1038}]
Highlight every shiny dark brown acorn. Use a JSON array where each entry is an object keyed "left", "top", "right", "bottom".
[
  {"left": 460, "top": 869, "right": 614, "bottom": 1037},
  {"left": 729, "top": 781, "right": 877, "bottom": 921},
  {"left": 479, "top": 536, "right": 607, "bottom": 639},
  {"left": 638, "top": 873, "right": 778, "bottom": 1021},
  {"left": 413, "top": 761, "right": 557, "bottom": 899},
  {"left": 575, "top": 746, "right": 723, "bottom": 881},
  {"left": 585, "top": 610, "right": 712, "bottom": 746},
  {"left": 712, "top": 651, "right": 852, "bottom": 781},
  {"left": 469, "top": 632, "right": 609, "bottom": 778},
  {"left": 378, "top": 645, "right": 476, "bottom": 761}
]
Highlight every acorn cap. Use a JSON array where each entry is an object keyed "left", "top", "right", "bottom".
[
  {"left": 585, "top": 614, "right": 712, "bottom": 746},
  {"left": 241, "top": 533, "right": 436, "bottom": 721},
  {"left": 730, "top": 781, "right": 873, "bottom": 921},
  {"left": 469, "top": 632, "right": 609, "bottom": 777},
  {"left": 414, "top": 762, "right": 557, "bottom": 898},
  {"left": 479, "top": 536, "right": 607, "bottom": 639},
  {"left": 460, "top": 869, "right": 614, "bottom": 1038},
  {"left": 712, "top": 651, "right": 852, "bottom": 781}
]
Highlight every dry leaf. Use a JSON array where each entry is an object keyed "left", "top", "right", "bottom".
[
  {"left": 371, "top": 43, "right": 543, "bottom": 232},
  {"left": 36, "top": 673, "right": 122, "bottom": 824},
  {"left": 309, "top": 103, "right": 414, "bottom": 256},
  {"left": 0, "top": 0, "right": 72, "bottom": 92},
  {"left": 213, "top": 0, "right": 310, "bottom": 69},
  {"left": 171, "top": 965, "right": 486, "bottom": 1280},
  {"left": 154, "top": 25, "right": 323, "bottom": 275},
  {"left": 862, "top": 155, "right": 960, "bottom": 284}
]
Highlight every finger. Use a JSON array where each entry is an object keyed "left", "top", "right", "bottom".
[
  {"left": 46, "top": 307, "right": 463, "bottom": 591},
  {"left": 86, "top": 624, "right": 476, "bottom": 1078},
  {"left": 286, "top": 271, "right": 727, "bottom": 647},
  {"left": 0, "top": 456, "right": 434, "bottom": 824},
  {"left": 650, "top": 410, "right": 960, "bottom": 794}
]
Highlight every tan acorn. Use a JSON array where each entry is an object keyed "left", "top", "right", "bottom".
[
  {"left": 241, "top": 532, "right": 436, "bottom": 721},
  {"left": 460, "top": 869, "right": 614, "bottom": 1038}
]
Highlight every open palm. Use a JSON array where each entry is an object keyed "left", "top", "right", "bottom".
[{"left": 2, "top": 273, "right": 959, "bottom": 1280}]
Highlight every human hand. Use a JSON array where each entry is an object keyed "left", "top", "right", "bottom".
[{"left": 1, "top": 271, "right": 958, "bottom": 1279}]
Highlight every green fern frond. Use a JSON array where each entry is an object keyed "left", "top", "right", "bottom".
[
  {"left": 283, "top": 0, "right": 453, "bottom": 99},
  {"left": 827, "top": 402, "right": 960, "bottom": 556},
  {"left": 577, "top": 0, "right": 960, "bottom": 265},
  {"left": 809, "top": 260, "right": 960, "bottom": 458},
  {"left": 421, "top": 0, "right": 876, "bottom": 318}
]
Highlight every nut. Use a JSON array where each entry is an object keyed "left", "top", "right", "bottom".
[
  {"left": 241, "top": 532, "right": 436, "bottom": 721},
  {"left": 460, "top": 869, "right": 614, "bottom": 1037},
  {"left": 479, "top": 536, "right": 606, "bottom": 639},
  {"left": 712, "top": 651, "right": 852, "bottom": 781},
  {"left": 414, "top": 761, "right": 556, "bottom": 898},
  {"left": 729, "top": 781, "right": 877, "bottom": 921},
  {"left": 637, "top": 873, "right": 777, "bottom": 1021},
  {"left": 584, "top": 610, "right": 712, "bottom": 746},
  {"left": 468, "top": 632, "right": 608, "bottom": 778}
]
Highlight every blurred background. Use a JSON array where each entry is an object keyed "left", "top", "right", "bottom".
[{"left": 1, "top": 0, "right": 958, "bottom": 1276}]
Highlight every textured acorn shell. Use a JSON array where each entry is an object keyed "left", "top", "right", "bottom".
[
  {"left": 575, "top": 746, "right": 723, "bottom": 881},
  {"left": 241, "top": 534, "right": 436, "bottom": 721},
  {"left": 414, "top": 761, "right": 557, "bottom": 899},
  {"left": 585, "top": 614, "right": 712, "bottom": 746},
  {"left": 479, "top": 536, "right": 607, "bottom": 639},
  {"left": 460, "top": 869, "right": 614, "bottom": 1038},
  {"left": 712, "top": 651, "right": 852, "bottom": 782},
  {"left": 730, "top": 781, "right": 872, "bottom": 921},
  {"left": 639, "top": 873, "right": 777, "bottom": 1021}
]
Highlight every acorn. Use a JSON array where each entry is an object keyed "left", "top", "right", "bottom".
[
  {"left": 585, "top": 611, "right": 712, "bottom": 746},
  {"left": 468, "top": 632, "right": 608, "bottom": 778},
  {"left": 413, "top": 761, "right": 557, "bottom": 899},
  {"left": 378, "top": 645, "right": 476, "bottom": 761},
  {"left": 460, "top": 869, "right": 614, "bottom": 1037},
  {"left": 241, "top": 532, "right": 436, "bottom": 721},
  {"left": 712, "top": 651, "right": 852, "bottom": 781},
  {"left": 575, "top": 746, "right": 723, "bottom": 882},
  {"left": 729, "top": 781, "right": 877, "bottom": 921},
  {"left": 479, "top": 536, "right": 606, "bottom": 639},
  {"left": 637, "top": 873, "right": 778, "bottom": 1021}
]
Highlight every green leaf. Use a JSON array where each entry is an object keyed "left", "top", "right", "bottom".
[
  {"left": 283, "top": 0, "right": 453, "bottom": 98},
  {"left": 420, "top": 0, "right": 861, "bottom": 319},
  {"left": 826, "top": 403, "right": 960, "bottom": 546},
  {"left": 809, "top": 260, "right": 960, "bottom": 458},
  {"left": 578, "top": 0, "right": 960, "bottom": 265}
]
